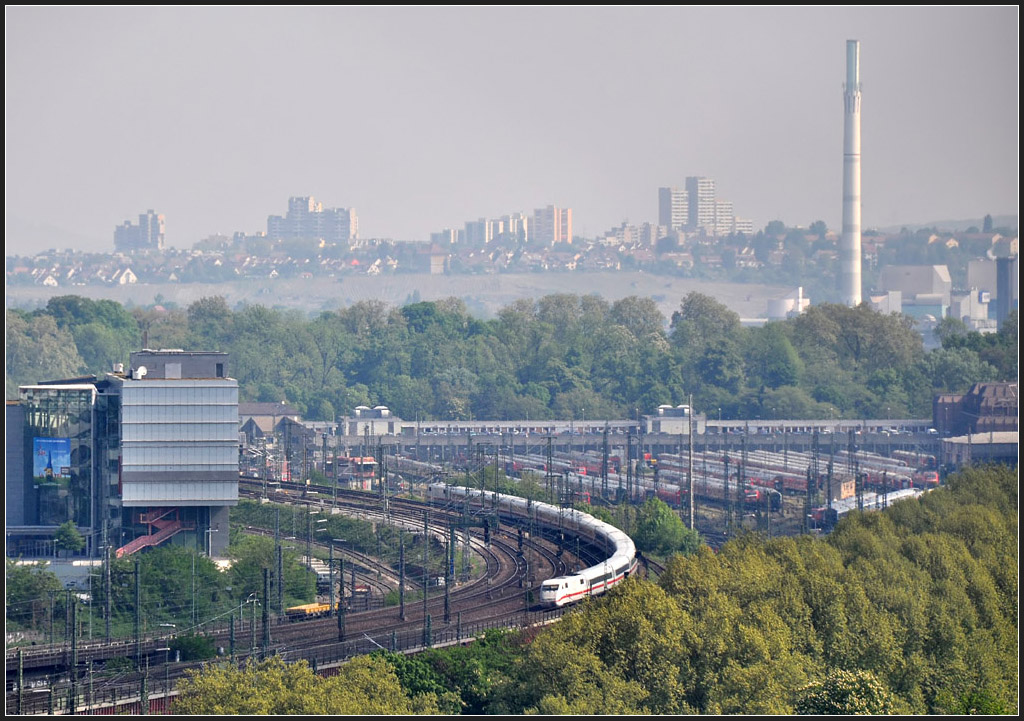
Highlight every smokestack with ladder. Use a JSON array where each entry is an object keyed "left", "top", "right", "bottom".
[{"left": 841, "top": 39, "right": 863, "bottom": 307}]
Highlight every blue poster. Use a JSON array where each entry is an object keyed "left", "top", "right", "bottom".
[{"left": 33, "top": 437, "right": 71, "bottom": 481}]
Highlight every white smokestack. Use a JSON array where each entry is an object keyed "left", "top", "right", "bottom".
[{"left": 841, "top": 39, "right": 862, "bottom": 306}]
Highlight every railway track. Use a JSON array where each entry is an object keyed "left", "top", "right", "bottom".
[
  {"left": 8, "top": 480, "right": 624, "bottom": 714},
  {"left": 7, "top": 483, "right": 592, "bottom": 672}
]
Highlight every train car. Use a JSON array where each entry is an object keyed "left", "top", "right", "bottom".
[
  {"left": 337, "top": 456, "right": 377, "bottom": 489},
  {"left": 648, "top": 476, "right": 781, "bottom": 513},
  {"left": 811, "top": 487, "right": 928, "bottom": 531},
  {"left": 428, "top": 483, "right": 637, "bottom": 609},
  {"left": 285, "top": 600, "right": 335, "bottom": 620},
  {"left": 862, "top": 471, "right": 914, "bottom": 492},
  {"left": 891, "top": 449, "right": 937, "bottom": 470},
  {"left": 912, "top": 470, "right": 940, "bottom": 488}
]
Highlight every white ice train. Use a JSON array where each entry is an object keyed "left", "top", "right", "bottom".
[{"left": 427, "top": 483, "right": 637, "bottom": 608}]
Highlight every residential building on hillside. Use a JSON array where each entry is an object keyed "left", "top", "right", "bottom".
[
  {"left": 658, "top": 187, "right": 689, "bottom": 231},
  {"left": 267, "top": 196, "right": 358, "bottom": 243},
  {"left": 464, "top": 218, "right": 491, "bottom": 246},
  {"left": 533, "top": 205, "right": 573, "bottom": 245},
  {"left": 498, "top": 213, "right": 529, "bottom": 242},
  {"left": 114, "top": 209, "right": 165, "bottom": 253},
  {"left": 430, "top": 229, "right": 458, "bottom": 245},
  {"left": 714, "top": 200, "right": 735, "bottom": 237},
  {"left": 685, "top": 176, "right": 716, "bottom": 234}
]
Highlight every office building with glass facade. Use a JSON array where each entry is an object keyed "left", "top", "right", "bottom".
[{"left": 5, "top": 350, "right": 237, "bottom": 560}]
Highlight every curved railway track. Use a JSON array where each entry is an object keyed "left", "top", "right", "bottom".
[
  {"left": 7, "top": 482, "right": 592, "bottom": 673},
  {"left": 7, "top": 480, "right": 629, "bottom": 714}
]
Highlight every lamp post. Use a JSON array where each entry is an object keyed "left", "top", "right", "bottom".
[
  {"left": 154, "top": 644, "right": 171, "bottom": 698},
  {"left": 244, "top": 593, "right": 260, "bottom": 656},
  {"left": 204, "top": 527, "right": 218, "bottom": 558},
  {"left": 332, "top": 539, "right": 347, "bottom": 641}
]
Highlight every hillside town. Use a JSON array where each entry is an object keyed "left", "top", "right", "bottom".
[{"left": 6, "top": 197, "right": 1018, "bottom": 328}]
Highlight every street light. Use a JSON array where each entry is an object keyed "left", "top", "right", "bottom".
[
  {"left": 332, "top": 539, "right": 348, "bottom": 640},
  {"left": 204, "top": 527, "right": 219, "bottom": 558},
  {"left": 155, "top": 646, "right": 172, "bottom": 697}
]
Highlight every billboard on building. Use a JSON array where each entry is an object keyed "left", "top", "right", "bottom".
[{"left": 33, "top": 437, "right": 71, "bottom": 483}]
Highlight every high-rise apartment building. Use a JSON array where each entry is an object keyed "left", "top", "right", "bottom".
[
  {"left": 532, "top": 205, "right": 573, "bottom": 245},
  {"left": 714, "top": 200, "right": 735, "bottom": 237},
  {"left": 733, "top": 218, "right": 754, "bottom": 236},
  {"left": 113, "top": 209, "right": 165, "bottom": 253},
  {"left": 430, "top": 229, "right": 458, "bottom": 245},
  {"left": 267, "top": 196, "right": 358, "bottom": 244},
  {"left": 685, "top": 177, "right": 717, "bottom": 234},
  {"left": 464, "top": 218, "right": 491, "bottom": 246},
  {"left": 658, "top": 187, "right": 689, "bottom": 231},
  {"left": 499, "top": 213, "right": 529, "bottom": 242}
]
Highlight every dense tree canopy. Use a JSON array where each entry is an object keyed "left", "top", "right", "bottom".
[
  {"left": 172, "top": 656, "right": 442, "bottom": 715},
  {"left": 5, "top": 293, "right": 1015, "bottom": 421}
]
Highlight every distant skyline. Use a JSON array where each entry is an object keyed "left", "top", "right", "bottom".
[{"left": 5, "top": 6, "right": 1019, "bottom": 256}]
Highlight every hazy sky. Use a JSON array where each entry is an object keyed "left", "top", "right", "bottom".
[{"left": 5, "top": 6, "right": 1019, "bottom": 255}]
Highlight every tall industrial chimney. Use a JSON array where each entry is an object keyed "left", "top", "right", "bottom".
[{"left": 841, "top": 39, "right": 862, "bottom": 306}]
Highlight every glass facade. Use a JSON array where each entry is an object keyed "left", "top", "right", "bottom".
[
  {"left": 19, "top": 385, "right": 96, "bottom": 529},
  {"left": 10, "top": 356, "right": 239, "bottom": 560}
]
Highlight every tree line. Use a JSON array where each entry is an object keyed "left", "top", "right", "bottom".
[{"left": 6, "top": 293, "right": 1017, "bottom": 420}]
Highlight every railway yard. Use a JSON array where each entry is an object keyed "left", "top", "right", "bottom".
[
  {"left": 6, "top": 475, "right": 660, "bottom": 715},
  {"left": 7, "top": 433, "right": 937, "bottom": 715}
]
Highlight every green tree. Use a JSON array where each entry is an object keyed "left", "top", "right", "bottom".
[
  {"left": 744, "top": 323, "right": 803, "bottom": 390},
  {"left": 169, "top": 632, "right": 216, "bottom": 661},
  {"left": 172, "top": 656, "right": 440, "bottom": 714},
  {"left": 186, "top": 296, "right": 234, "bottom": 350},
  {"left": 633, "top": 498, "right": 701, "bottom": 556},
  {"left": 5, "top": 310, "right": 85, "bottom": 397},
  {"left": 795, "top": 668, "right": 901, "bottom": 714},
  {"left": 694, "top": 338, "right": 745, "bottom": 393},
  {"left": 396, "top": 629, "right": 526, "bottom": 714},
  {"left": 5, "top": 559, "right": 64, "bottom": 630},
  {"left": 54, "top": 521, "right": 85, "bottom": 558},
  {"left": 228, "top": 534, "right": 314, "bottom": 608},
  {"left": 933, "top": 315, "right": 970, "bottom": 348},
  {"left": 609, "top": 296, "right": 667, "bottom": 340},
  {"left": 132, "top": 306, "right": 190, "bottom": 351},
  {"left": 670, "top": 292, "right": 742, "bottom": 352},
  {"left": 922, "top": 347, "right": 999, "bottom": 393},
  {"left": 44, "top": 296, "right": 140, "bottom": 374}
]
